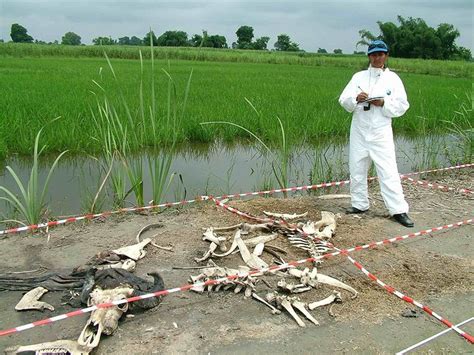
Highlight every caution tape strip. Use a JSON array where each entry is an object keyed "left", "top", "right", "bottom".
[
  {"left": 0, "top": 217, "right": 471, "bottom": 337},
  {"left": 0, "top": 163, "right": 472, "bottom": 236},
  {"left": 403, "top": 176, "right": 473, "bottom": 195},
  {"left": 343, "top": 252, "right": 474, "bottom": 343}
]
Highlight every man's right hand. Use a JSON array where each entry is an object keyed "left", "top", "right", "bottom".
[{"left": 356, "top": 92, "right": 369, "bottom": 103}]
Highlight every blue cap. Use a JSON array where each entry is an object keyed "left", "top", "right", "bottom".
[{"left": 367, "top": 40, "right": 389, "bottom": 55}]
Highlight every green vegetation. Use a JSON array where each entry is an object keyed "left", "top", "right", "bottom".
[
  {"left": 0, "top": 127, "right": 67, "bottom": 225},
  {"left": 0, "top": 45, "right": 471, "bottom": 161},
  {"left": 359, "top": 16, "right": 472, "bottom": 60}
]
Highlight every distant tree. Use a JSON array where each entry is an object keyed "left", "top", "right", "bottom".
[
  {"left": 357, "top": 16, "right": 470, "bottom": 60},
  {"left": 92, "top": 36, "right": 116, "bottom": 45},
  {"left": 0, "top": 39, "right": 4, "bottom": 43},
  {"left": 274, "top": 34, "right": 300, "bottom": 51},
  {"left": 34, "top": 39, "right": 47, "bottom": 44},
  {"left": 129, "top": 36, "right": 143, "bottom": 46},
  {"left": 253, "top": 36, "right": 270, "bottom": 50},
  {"left": 353, "top": 50, "right": 365, "bottom": 55},
  {"left": 10, "top": 23, "right": 33, "bottom": 43},
  {"left": 333, "top": 48, "right": 343, "bottom": 54},
  {"left": 156, "top": 31, "right": 188, "bottom": 47},
  {"left": 143, "top": 30, "right": 158, "bottom": 46},
  {"left": 61, "top": 32, "right": 81, "bottom": 45},
  {"left": 236, "top": 25, "right": 254, "bottom": 49},
  {"left": 317, "top": 48, "right": 327, "bottom": 54},
  {"left": 118, "top": 36, "right": 130, "bottom": 45},
  {"left": 208, "top": 34, "right": 227, "bottom": 48},
  {"left": 191, "top": 31, "right": 227, "bottom": 48}
]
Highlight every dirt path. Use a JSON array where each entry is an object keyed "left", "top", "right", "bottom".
[{"left": 0, "top": 170, "right": 473, "bottom": 353}]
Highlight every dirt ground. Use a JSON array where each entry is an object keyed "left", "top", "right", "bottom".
[{"left": 0, "top": 169, "right": 473, "bottom": 354}]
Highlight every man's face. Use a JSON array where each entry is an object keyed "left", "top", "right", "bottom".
[{"left": 368, "top": 52, "right": 388, "bottom": 68}]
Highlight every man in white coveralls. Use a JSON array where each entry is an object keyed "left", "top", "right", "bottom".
[{"left": 338, "top": 40, "right": 414, "bottom": 228}]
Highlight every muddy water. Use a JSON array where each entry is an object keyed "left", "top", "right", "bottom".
[{"left": 0, "top": 135, "right": 464, "bottom": 217}]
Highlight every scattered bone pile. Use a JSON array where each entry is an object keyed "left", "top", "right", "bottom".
[{"left": 189, "top": 210, "right": 358, "bottom": 327}]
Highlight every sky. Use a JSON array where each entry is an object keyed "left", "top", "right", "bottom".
[{"left": 0, "top": 0, "right": 472, "bottom": 53}]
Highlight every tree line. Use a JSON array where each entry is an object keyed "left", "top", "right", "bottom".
[
  {"left": 358, "top": 16, "right": 471, "bottom": 60},
  {"left": 7, "top": 24, "right": 304, "bottom": 52},
  {"left": 6, "top": 17, "right": 472, "bottom": 60}
]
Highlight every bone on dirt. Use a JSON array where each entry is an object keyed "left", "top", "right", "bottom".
[
  {"left": 5, "top": 339, "right": 92, "bottom": 355},
  {"left": 15, "top": 286, "right": 54, "bottom": 311}
]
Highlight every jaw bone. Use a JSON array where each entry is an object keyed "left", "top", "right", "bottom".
[{"left": 5, "top": 340, "right": 91, "bottom": 355}]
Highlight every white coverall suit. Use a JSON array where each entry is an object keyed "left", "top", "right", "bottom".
[{"left": 338, "top": 66, "right": 410, "bottom": 215}]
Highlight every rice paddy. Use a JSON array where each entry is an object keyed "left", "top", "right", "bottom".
[
  {"left": 0, "top": 43, "right": 472, "bottom": 159},
  {"left": 0, "top": 43, "right": 472, "bottom": 223}
]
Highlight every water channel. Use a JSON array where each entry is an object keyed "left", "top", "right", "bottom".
[{"left": 0, "top": 134, "right": 467, "bottom": 222}]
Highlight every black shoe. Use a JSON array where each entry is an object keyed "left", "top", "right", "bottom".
[
  {"left": 393, "top": 213, "right": 414, "bottom": 228},
  {"left": 346, "top": 207, "right": 368, "bottom": 214}
]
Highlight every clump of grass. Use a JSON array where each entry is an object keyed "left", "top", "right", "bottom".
[
  {"left": 0, "top": 126, "right": 67, "bottom": 226},
  {"left": 443, "top": 94, "right": 473, "bottom": 163},
  {"left": 91, "top": 37, "right": 193, "bottom": 208}
]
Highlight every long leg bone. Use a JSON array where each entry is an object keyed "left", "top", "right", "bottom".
[
  {"left": 252, "top": 292, "right": 281, "bottom": 314},
  {"left": 316, "top": 274, "right": 358, "bottom": 299},
  {"left": 15, "top": 286, "right": 54, "bottom": 311},
  {"left": 292, "top": 300, "right": 320, "bottom": 325},
  {"left": 280, "top": 298, "right": 305, "bottom": 327},
  {"left": 308, "top": 291, "right": 342, "bottom": 310}
]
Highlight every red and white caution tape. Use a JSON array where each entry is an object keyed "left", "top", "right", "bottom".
[
  {"left": 0, "top": 163, "right": 471, "bottom": 236},
  {"left": 397, "top": 317, "right": 474, "bottom": 354},
  {"left": 403, "top": 176, "right": 473, "bottom": 195},
  {"left": 0, "top": 217, "right": 471, "bottom": 337},
  {"left": 343, "top": 252, "right": 474, "bottom": 343}
]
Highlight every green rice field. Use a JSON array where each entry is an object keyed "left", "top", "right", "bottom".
[{"left": 0, "top": 43, "right": 472, "bottom": 159}]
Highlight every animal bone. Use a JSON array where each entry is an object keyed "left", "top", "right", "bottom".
[
  {"left": 308, "top": 291, "right": 342, "bottom": 310},
  {"left": 316, "top": 273, "right": 358, "bottom": 299},
  {"left": 288, "top": 268, "right": 358, "bottom": 298},
  {"left": 263, "top": 211, "right": 308, "bottom": 220},
  {"left": 113, "top": 238, "right": 151, "bottom": 261},
  {"left": 95, "top": 259, "right": 136, "bottom": 272},
  {"left": 135, "top": 223, "right": 163, "bottom": 243},
  {"left": 212, "top": 233, "right": 278, "bottom": 258},
  {"left": 202, "top": 228, "right": 227, "bottom": 252},
  {"left": 5, "top": 339, "right": 91, "bottom": 355},
  {"left": 15, "top": 286, "right": 54, "bottom": 311},
  {"left": 266, "top": 292, "right": 319, "bottom": 327},
  {"left": 253, "top": 242, "right": 265, "bottom": 257},
  {"left": 277, "top": 279, "right": 312, "bottom": 294},
  {"left": 78, "top": 286, "right": 134, "bottom": 348},
  {"left": 189, "top": 265, "right": 257, "bottom": 297},
  {"left": 292, "top": 300, "right": 319, "bottom": 325},
  {"left": 235, "top": 230, "right": 268, "bottom": 269},
  {"left": 251, "top": 292, "right": 281, "bottom": 314},
  {"left": 194, "top": 242, "right": 218, "bottom": 262}
]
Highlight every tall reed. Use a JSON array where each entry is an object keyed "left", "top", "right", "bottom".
[{"left": 0, "top": 127, "right": 67, "bottom": 225}]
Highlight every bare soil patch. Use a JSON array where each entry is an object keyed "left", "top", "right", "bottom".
[{"left": 0, "top": 169, "right": 473, "bottom": 353}]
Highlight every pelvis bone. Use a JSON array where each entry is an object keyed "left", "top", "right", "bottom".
[{"left": 15, "top": 286, "right": 54, "bottom": 311}]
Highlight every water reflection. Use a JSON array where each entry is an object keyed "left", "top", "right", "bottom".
[{"left": 0, "top": 135, "right": 464, "bottom": 218}]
